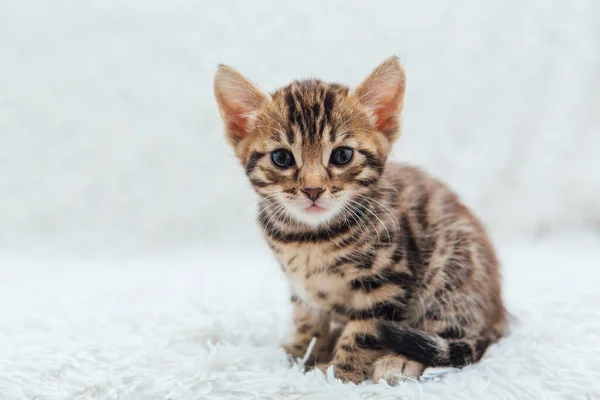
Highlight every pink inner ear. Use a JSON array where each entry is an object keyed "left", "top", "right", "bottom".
[
  {"left": 228, "top": 115, "right": 249, "bottom": 140},
  {"left": 214, "top": 65, "right": 267, "bottom": 143},
  {"left": 220, "top": 100, "right": 252, "bottom": 141},
  {"left": 372, "top": 86, "right": 404, "bottom": 133},
  {"left": 376, "top": 113, "right": 395, "bottom": 132}
]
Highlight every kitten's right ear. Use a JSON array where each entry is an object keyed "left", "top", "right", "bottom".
[{"left": 214, "top": 65, "right": 269, "bottom": 145}]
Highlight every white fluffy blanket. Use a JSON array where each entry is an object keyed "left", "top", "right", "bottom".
[{"left": 1, "top": 235, "right": 599, "bottom": 399}]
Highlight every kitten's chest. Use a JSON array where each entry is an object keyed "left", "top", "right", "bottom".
[{"left": 275, "top": 243, "right": 349, "bottom": 308}]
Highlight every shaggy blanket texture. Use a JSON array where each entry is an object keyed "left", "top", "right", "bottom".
[
  {"left": 2, "top": 1, "right": 599, "bottom": 399},
  {"left": 1, "top": 235, "right": 599, "bottom": 399}
]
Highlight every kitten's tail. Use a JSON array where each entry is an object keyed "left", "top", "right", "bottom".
[{"left": 377, "top": 321, "right": 502, "bottom": 368}]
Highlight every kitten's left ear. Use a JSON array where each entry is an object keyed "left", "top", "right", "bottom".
[
  {"left": 351, "top": 56, "right": 406, "bottom": 141},
  {"left": 214, "top": 65, "right": 269, "bottom": 146}
]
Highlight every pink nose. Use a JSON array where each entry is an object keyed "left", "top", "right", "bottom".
[{"left": 301, "top": 187, "right": 324, "bottom": 201}]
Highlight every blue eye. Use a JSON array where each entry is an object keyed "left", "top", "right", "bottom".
[
  {"left": 330, "top": 147, "right": 353, "bottom": 166},
  {"left": 271, "top": 149, "right": 295, "bottom": 169}
]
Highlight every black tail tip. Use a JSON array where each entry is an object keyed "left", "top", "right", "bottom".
[{"left": 377, "top": 321, "right": 440, "bottom": 367}]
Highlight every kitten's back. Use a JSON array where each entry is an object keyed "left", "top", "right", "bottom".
[{"left": 384, "top": 162, "right": 506, "bottom": 335}]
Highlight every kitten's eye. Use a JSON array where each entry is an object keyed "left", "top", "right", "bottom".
[
  {"left": 330, "top": 147, "right": 353, "bottom": 166},
  {"left": 271, "top": 149, "right": 295, "bottom": 169}
]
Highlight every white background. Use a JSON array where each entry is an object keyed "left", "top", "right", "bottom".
[
  {"left": 2, "top": 2, "right": 600, "bottom": 398},
  {"left": 2, "top": 0, "right": 599, "bottom": 257}
]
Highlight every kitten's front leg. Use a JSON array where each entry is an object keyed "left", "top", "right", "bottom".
[
  {"left": 317, "top": 320, "right": 386, "bottom": 383},
  {"left": 282, "top": 297, "right": 338, "bottom": 365}
]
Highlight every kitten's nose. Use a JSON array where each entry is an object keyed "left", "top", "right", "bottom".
[{"left": 301, "top": 187, "right": 325, "bottom": 201}]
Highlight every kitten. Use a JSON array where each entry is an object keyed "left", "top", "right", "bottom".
[{"left": 213, "top": 57, "right": 506, "bottom": 384}]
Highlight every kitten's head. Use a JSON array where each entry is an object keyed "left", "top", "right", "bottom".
[{"left": 214, "top": 57, "right": 406, "bottom": 227}]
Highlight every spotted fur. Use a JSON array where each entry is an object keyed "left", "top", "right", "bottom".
[{"left": 214, "top": 57, "right": 506, "bottom": 384}]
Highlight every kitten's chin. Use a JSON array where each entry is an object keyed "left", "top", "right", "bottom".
[
  {"left": 286, "top": 204, "right": 341, "bottom": 227},
  {"left": 304, "top": 204, "right": 326, "bottom": 214}
]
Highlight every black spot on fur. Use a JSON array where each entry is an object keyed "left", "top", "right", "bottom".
[
  {"left": 357, "top": 177, "right": 379, "bottom": 187},
  {"left": 356, "top": 253, "right": 375, "bottom": 270},
  {"left": 413, "top": 191, "right": 430, "bottom": 232},
  {"left": 285, "top": 130, "right": 295, "bottom": 145},
  {"left": 338, "top": 364, "right": 354, "bottom": 372},
  {"left": 245, "top": 151, "right": 265, "bottom": 175},
  {"left": 439, "top": 326, "right": 465, "bottom": 339},
  {"left": 284, "top": 90, "right": 298, "bottom": 139},
  {"left": 358, "top": 149, "right": 384, "bottom": 174},
  {"left": 391, "top": 243, "right": 405, "bottom": 263},
  {"left": 401, "top": 215, "right": 421, "bottom": 278},
  {"left": 332, "top": 304, "right": 347, "bottom": 315},
  {"left": 354, "top": 334, "right": 383, "bottom": 350},
  {"left": 250, "top": 178, "right": 269, "bottom": 188},
  {"left": 262, "top": 168, "right": 287, "bottom": 185},
  {"left": 375, "top": 231, "right": 394, "bottom": 249},
  {"left": 323, "top": 89, "right": 335, "bottom": 121},
  {"left": 311, "top": 101, "right": 324, "bottom": 140},
  {"left": 330, "top": 252, "right": 374, "bottom": 271},
  {"left": 425, "top": 306, "right": 444, "bottom": 321},
  {"left": 261, "top": 213, "right": 359, "bottom": 243},
  {"left": 334, "top": 302, "right": 406, "bottom": 321},
  {"left": 350, "top": 269, "right": 415, "bottom": 292},
  {"left": 330, "top": 255, "right": 352, "bottom": 269},
  {"left": 292, "top": 83, "right": 321, "bottom": 140}
]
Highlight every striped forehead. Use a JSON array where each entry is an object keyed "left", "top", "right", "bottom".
[{"left": 273, "top": 80, "right": 349, "bottom": 146}]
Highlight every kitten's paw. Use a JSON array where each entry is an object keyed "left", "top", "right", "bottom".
[
  {"left": 282, "top": 343, "right": 333, "bottom": 367},
  {"left": 334, "top": 367, "right": 367, "bottom": 384},
  {"left": 310, "top": 363, "right": 367, "bottom": 384},
  {"left": 372, "top": 355, "right": 425, "bottom": 385},
  {"left": 281, "top": 343, "right": 306, "bottom": 362}
]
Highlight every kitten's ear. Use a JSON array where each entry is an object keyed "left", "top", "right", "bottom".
[
  {"left": 351, "top": 56, "right": 406, "bottom": 140},
  {"left": 214, "top": 65, "right": 269, "bottom": 145}
]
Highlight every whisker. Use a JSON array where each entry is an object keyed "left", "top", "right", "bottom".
[
  {"left": 259, "top": 202, "right": 286, "bottom": 230},
  {"left": 355, "top": 194, "right": 399, "bottom": 228},
  {"left": 347, "top": 198, "right": 391, "bottom": 244},
  {"left": 265, "top": 203, "right": 289, "bottom": 238},
  {"left": 257, "top": 202, "right": 280, "bottom": 220},
  {"left": 269, "top": 204, "right": 291, "bottom": 238},
  {"left": 337, "top": 202, "right": 370, "bottom": 249},
  {"left": 344, "top": 202, "right": 378, "bottom": 247}
]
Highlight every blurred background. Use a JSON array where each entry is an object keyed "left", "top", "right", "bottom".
[
  {"left": 1, "top": 0, "right": 599, "bottom": 258},
  {"left": 2, "top": 2, "right": 600, "bottom": 397}
]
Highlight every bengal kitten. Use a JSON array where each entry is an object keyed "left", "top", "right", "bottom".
[{"left": 213, "top": 57, "right": 506, "bottom": 384}]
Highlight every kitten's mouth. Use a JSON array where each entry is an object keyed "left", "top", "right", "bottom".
[{"left": 304, "top": 204, "right": 326, "bottom": 214}]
